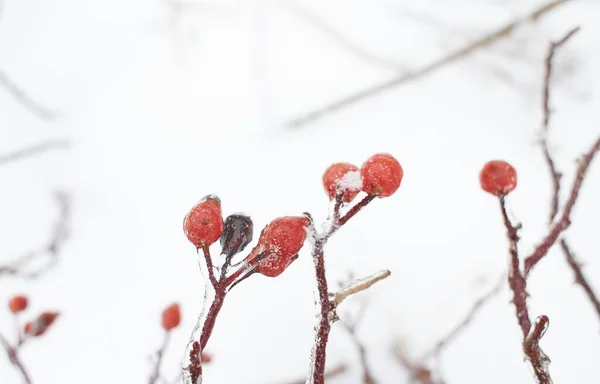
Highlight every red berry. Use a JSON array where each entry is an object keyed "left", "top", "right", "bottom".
[
  {"left": 183, "top": 195, "right": 224, "bottom": 248},
  {"left": 162, "top": 303, "right": 181, "bottom": 331},
  {"left": 322, "top": 162, "right": 361, "bottom": 203},
  {"left": 200, "top": 352, "right": 213, "bottom": 363},
  {"left": 24, "top": 312, "right": 59, "bottom": 337},
  {"left": 479, "top": 160, "right": 517, "bottom": 196},
  {"left": 248, "top": 216, "right": 310, "bottom": 277},
  {"left": 8, "top": 295, "right": 28, "bottom": 314},
  {"left": 360, "top": 153, "right": 403, "bottom": 197}
]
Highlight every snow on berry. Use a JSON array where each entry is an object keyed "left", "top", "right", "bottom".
[
  {"left": 479, "top": 160, "right": 517, "bottom": 196},
  {"left": 8, "top": 295, "right": 28, "bottom": 314},
  {"left": 162, "top": 303, "right": 181, "bottom": 331},
  {"left": 322, "top": 162, "right": 361, "bottom": 203},
  {"left": 360, "top": 153, "right": 403, "bottom": 197},
  {"left": 183, "top": 195, "right": 224, "bottom": 248}
]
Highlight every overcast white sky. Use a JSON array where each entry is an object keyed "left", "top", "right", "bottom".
[{"left": 1, "top": 1, "right": 599, "bottom": 383}]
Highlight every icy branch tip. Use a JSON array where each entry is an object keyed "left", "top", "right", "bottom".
[{"left": 334, "top": 269, "right": 391, "bottom": 305}]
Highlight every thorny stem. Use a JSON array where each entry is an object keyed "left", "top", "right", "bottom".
[
  {"left": 536, "top": 26, "right": 600, "bottom": 325},
  {"left": 524, "top": 135, "right": 600, "bottom": 277},
  {"left": 499, "top": 197, "right": 531, "bottom": 337},
  {"left": 184, "top": 249, "right": 269, "bottom": 383},
  {"left": 149, "top": 331, "right": 171, "bottom": 384},
  {"left": 308, "top": 245, "right": 333, "bottom": 384},
  {"left": 0, "top": 332, "right": 32, "bottom": 384},
  {"left": 524, "top": 316, "right": 551, "bottom": 384},
  {"left": 560, "top": 239, "right": 600, "bottom": 322},
  {"left": 307, "top": 193, "right": 389, "bottom": 384}
]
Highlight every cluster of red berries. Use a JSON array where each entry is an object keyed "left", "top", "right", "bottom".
[
  {"left": 322, "top": 153, "right": 404, "bottom": 202},
  {"left": 183, "top": 195, "right": 310, "bottom": 278},
  {"left": 182, "top": 153, "right": 404, "bottom": 279},
  {"left": 479, "top": 160, "right": 517, "bottom": 197},
  {"left": 7, "top": 295, "right": 59, "bottom": 337}
]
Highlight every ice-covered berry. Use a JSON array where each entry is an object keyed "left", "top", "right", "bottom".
[
  {"left": 479, "top": 160, "right": 517, "bottom": 196},
  {"left": 360, "top": 153, "right": 403, "bottom": 197},
  {"left": 24, "top": 312, "right": 59, "bottom": 337},
  {"left": 220, "top": 214, "right": 253, "bottom": 258},
  {"left": 183, "top": 195, "right": 224, "bottom": 248}
]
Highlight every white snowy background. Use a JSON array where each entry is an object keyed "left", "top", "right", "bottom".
[{"left": 1, "top": 0, "right": 599, "bottom": 383}]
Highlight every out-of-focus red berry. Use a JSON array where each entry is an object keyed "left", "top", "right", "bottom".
[
  {"left": 479, "top": 160, "right": 517, "bottom": 196},
  {"left": 360, "top": 153, "right": 403, "bottom": 198},
  {"left": 322, "top": 162, "right": 361, "bottom": 203},
  {"left": 24, "top": 312, "right": 59, "bottom": 337},
  {"left": 200, "top": 352, "right": 213, "bottom": 363},
  {"left": 246, "top": 216, "right": 310, "bottom": 278},
  {"left": 8, "top": 295, "right": 28, "bottom": 314},
  {"left": 183, "top": 195, "right": 224, "bottom": 248},
  {"left": 161, "top": 303, "right": 181, "bottom": 331}
]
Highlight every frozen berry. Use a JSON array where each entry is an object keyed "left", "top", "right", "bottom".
[
  {"left": 184, "top": 195, "right": 224, "bottom": 248},
  {"left": 220, "top": 214, "right": 253, "bottom": 258},
  {"left": 322, "top": 162, "right": 361, "bottom": 203},
  {"left": 8, "top": 295, "right": 28, "bottom": 314},
  {"left": 24, "top": 312, "right": 59, "bottom": 337},
  {"left": 480, "top": 160, "right": 517, "bottom": 196},
  {"left": 258, "top": 253, "right": 299, "bottom": 277},
  {"left": 361, "top": 153, "right": 403, "bottom": 197},
  {"left": 161, "top": 303, "right": 181, "bottom": 331}
]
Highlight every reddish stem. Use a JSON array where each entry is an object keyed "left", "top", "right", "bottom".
[
  {"left": 524, "top": 315, "right": 551, "bottom": 384},
  {"left": 499, "top": 197, "right": 531, "bottom": 337},
  {"left": 309, "top": 245, "right": 332, "bottom": 384},
  {"left": 199, "top": 287, "right": 226, "bottom": 351},
  {"left": 149, "top": 331, "right": 171, "bottom": 384},
  {"left": 0, "top": 332, "right": 32, "bottom": 384},
  {"left": 560, "top": 240, "right": 600, "bottom": 322}
]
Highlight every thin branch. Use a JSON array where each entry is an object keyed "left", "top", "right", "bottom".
[
  {"left": 0, "top": 69, "right": 57, "bottom": 120},
  {"left": 0, "top": 332, "right": 32, "bottom": 384},
  {"left": 200, "top": 244, "right": 218, "bottom": 288},
  {"left": 560, "top": 239, "right": 600, "bottom": 323},
  {"left": 0, "top": 191, "right": 71, "bottom": 280},
  {"left": 499, "top": 197, "right": 531, "bottom": 337},
  {"left": 284, "top": 3, "right": 407, "bottom": 73},
  {"left": 540, "top": 27, "right": 580, "bottom": 223},
  {"left": 149, "top": 331, "right": 171, "bottom": 384},
  {"left": 524, "top": 134, "right": 600, "bottom": 277},
  {"left": 339, "top": 311, "right": 376, "bottom": 384},
  {"left": 393, "top": 341, "right": 439, "bottom": 384},
  {"left": 0, "top": 140, "right": 70, "bottom": 167},
  {"left": 534, "top": 26, "right": 600, "bottom": 325},
  {"left": 288, "top": 0, "right": 572, "bottom": 128},
  {"left": 333, "top": 270, "right": 391, "bottom": 308},
  {"left": 419, "top": 272, "right": 506, "bottom": 361}
]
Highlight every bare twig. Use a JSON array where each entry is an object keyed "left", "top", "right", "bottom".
[
  {"left": 0, "top": 191, "right": 71, "bottom": 279},
  {"left": 0, "top": 332, "right": 32, "bottom": 384},
  {"left": 288, "top": 0, "right": 572, "bottom": 128},
  {"left": 0, "top": 69, "right": 56, "bottom": 120},
  {"left": 523, "top": 315, "right": 552, "bottom": 384},
  {"left": 524, "top": 134, "right": 600, "bottom": 277},
  {"left": 0, "top": 140, "right": 70, "bottom": 167},
  {"left": 560, "top": 240, "right": 600, "bottom": 322},
  {"left": 334, "top": 270, "right": 391, "bottom": 308},
  {"left": 535, "top": 26, "right": 600, "bottom": 325},
  {"left": 339, "top": 309, "right": 376, "bottom": 384},
  {"left": 393, "top": 342, "right": 438, "bottom": 384},
  {"left": 149, "top": 332, "right": 171, "bottom": 384},
  {"left": 284, "top": 3, "right": 407, "bottom": 72},
  {"left": 540, "top": 27, "right": 580, "bottom": 223},
  {"left": 419, "top": 272, "right": 506, "bottom": 361}
]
